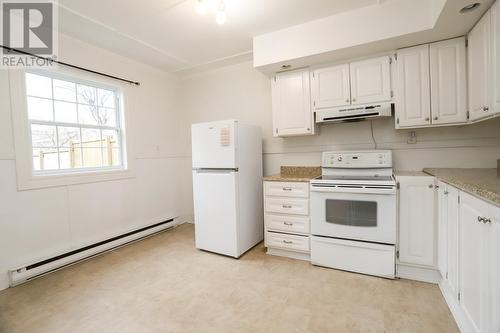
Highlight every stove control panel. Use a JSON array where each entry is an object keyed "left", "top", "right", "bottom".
[{"left": 322, "top": 150, "right": 392, "bottom": 168}]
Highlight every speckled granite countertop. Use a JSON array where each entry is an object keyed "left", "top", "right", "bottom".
[
  {"left": 424, "top": 168, "right": 500, "bottom": 207},
  {"left": 263, "top": 166, "right": 321, "bottom": 182}
]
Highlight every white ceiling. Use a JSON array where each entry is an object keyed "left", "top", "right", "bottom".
[{"left": 57, "top": 0, "right": 381, "bottom": 73}]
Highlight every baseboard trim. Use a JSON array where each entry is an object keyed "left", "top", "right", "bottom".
[
  {"left": 9, "top": 219, "right": 176, "bottom": 287},
  {"left": 396, "top": 264, "right": 441, "bottom": 284}
]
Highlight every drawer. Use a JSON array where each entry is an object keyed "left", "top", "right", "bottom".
[
  {"left": 265, "top": 214, "right": 309, "bottom": 234},
  {"left": 266, "top": 231, "right": 310, "bottom": 252},
  {"left": 265, "top": 197, "right": 309, "bottom": 215},
  {"left": 264, "top": 181, "right": 309, "bottom": 198}
]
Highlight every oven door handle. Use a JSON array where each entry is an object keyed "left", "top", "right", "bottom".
[{"left": 309, "top": 185, "right": 396, "bottom": 195}]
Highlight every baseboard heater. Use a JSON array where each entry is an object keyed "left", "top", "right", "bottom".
[{"left": 9, "top": 218, "right": 175, "bottom": 287}]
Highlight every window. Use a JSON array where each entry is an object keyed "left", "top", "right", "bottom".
[{"left": 25, "top": 71, "right": 125, "bottom": 173}]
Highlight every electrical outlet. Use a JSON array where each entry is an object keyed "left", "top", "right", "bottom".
[{"left": 407, "top": 131, "right": 417, "bottom": 144}]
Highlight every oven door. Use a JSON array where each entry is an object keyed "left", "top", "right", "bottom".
[{"left": 310, "top": 185, "right": 396, "bottom": 244}]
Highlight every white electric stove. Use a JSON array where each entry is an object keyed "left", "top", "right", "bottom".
[{"left": 310, "top": 150, "right": 397, "bottom": 279}]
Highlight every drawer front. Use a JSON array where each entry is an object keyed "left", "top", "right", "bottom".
[
  {"left": 265, "top": 214, "right": 310, "bottom": 234},
  {"left": 264, "top": 181, "right": 309, "bottom": 198},
  {"left": 265, "top": 197, "right": 309, "bottom": 215},
  {"left": 266, "top": 231, "right": 310, "bottom": 252}
]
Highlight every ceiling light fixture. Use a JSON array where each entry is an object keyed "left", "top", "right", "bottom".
[
  {"left": 216, "top": 1, "right": 226, "bottom": 25},
  {"left": 459, "top": 3, "right": 481, "bottom": 13},
  {"left": 195, "top": 0, "right": 207, "bottom": 15},
  {"left": 195, "top": 0, "right": 227, "bottom": 25}
]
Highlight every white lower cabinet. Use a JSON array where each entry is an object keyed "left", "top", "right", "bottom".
[
  {"left": 435, "top": 186, "right": 500, "bottom": 333},
  {"left": 264, "top": 181, "right": 310, "bottom": 260},
  {"left": 396, "top": 175, "right": 440, "bottom": 282},
  {"left": 459, "top": 192, "right": 489, "bottom": 333},
  {"left": 488, "top": 204, "right": 500, "bottom": 333}
]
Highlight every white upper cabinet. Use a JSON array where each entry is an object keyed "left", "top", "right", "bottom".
[
  {"left": 395, "top": 44, "right": 431, "bottom": 128},
  {"left": 430, "top": 37, "right": 468, "bottom": 125},
  {"left": 311, "top": 64, "right": 350, "bottom": 109},
  {"left": 311, "top": 55, "right": 392, "bottom": 112},
  {"left": 492, "top": 0, "right": 500, "bottom": 117},
  {"left": 271, "top": 69, "right": 314, "bottom": 137},
  {"left": 468, "top": 11, "right": 491, "bottom": 121},
  {"left": 397, "top": 176, "right": 436, "bottom": 267},
  {"left": 349, "top": 56, "right": 392, "bottom": 105}
]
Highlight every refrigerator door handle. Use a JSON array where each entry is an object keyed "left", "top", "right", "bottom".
[{"left": 193, "top": 168, "right": 239, "bottom": 173}]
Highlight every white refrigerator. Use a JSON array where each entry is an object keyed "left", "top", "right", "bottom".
[{"left": 191, "top": 120, "right": 263, "bottom": 258}]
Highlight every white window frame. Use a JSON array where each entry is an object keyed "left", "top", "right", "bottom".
[{"left": 9, "top": 67, "right": 135, "bottom": 190}]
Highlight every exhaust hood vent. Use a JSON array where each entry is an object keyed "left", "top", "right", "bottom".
[{"left": 316, "top": 102, "right": 393, "bottom": 124}]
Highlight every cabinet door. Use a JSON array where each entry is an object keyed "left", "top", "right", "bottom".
[
  {"left": 468, "top": 11, "right": 492, "bottom": 121},
  {"left": 446, "top": 186, "right": 460, "bottom": 298},
  {"left": 395, "top": 45, "right": 431, "bottom": 127},
  {"left": 349, "top": 56, "right": 392, "bottom": 105},
  {"left": 398, "top": 176, "right": 436, "bottom": 266},
  {"left": 459, "top": 192, "right": 489, "bottom": 333},
  {"left": 430, "top": 38, "right": 468, "bottom": 125},
  {"left": 437, "top": 182, "right": 448, "bottom": 277},
  {"left": 488, "top": 204, "right": 500, "bottom": 333},
  {"left": 272, "top": 69, "right": 313, "bottom": 137},
  {"left": 492, "top": 1, "right": 500, "bottom": 116},
  {"left": 311, "top": 64, "right": 350, "bottom": 109}
]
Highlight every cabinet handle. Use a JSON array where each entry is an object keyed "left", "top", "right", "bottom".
[
  {"left": 484, "top": 218, "right": 492, "bottom": 224},
  {"left": 483, "top": 106, "right": 489, "bottom": 112},
  {"left": 282, "top": 204, "right": 292, "bottom": 209},
  {"left": 425, "top": 117, "right": 430, "bottom": 121},
  {"left": 283, "top": 240, "right": 293, "bottom": 244},
  {"left": 444, "top": 191, "right": 449, "bottom": 195},
  {"left": 283, "top": 221, "right": 294, "bottom": 226},
  {"left": 434, "top": 116, "right": 438, "bottom": 121},
  {"left": 352, "top": 98, "right": 356, "bottom": 102},
  {"left": 345, "top": 99, "right": 350, "bottom": 103},
  {"left": 429, "top": 184, "right": 434, "bottom": 188},
  {"left": 478, "top": 216, "right": 485, "bottom": 223},
  {"left": 282, "top": 187, "right": 292, "bottom": 191},
  {"left": 307, "top": 128, "right": 311, "bottom": 131}
]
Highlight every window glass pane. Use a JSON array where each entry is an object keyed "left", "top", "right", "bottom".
[
  {"left": 102, "top": 129, "right": 119, "bottom": 148},
  {"left": 103, "top": 148, "right": 121, "bottom": 167},
  {"left": 26, "top": 73, "right": 52, "bottom": 99},
  {"left": 78, "top": 104, "right": 99, "bottom": 125},
  {"left": 54, "top": 101, "right": 77, "bottom": 123},
  {"left": 33, "top": 148, "right": 58, "bottom": 170},
  {"left": 325, "top": 199, "right": 377, "bottom": 227},
  {"left": 77, "top": 84, "right": 97, "bottom": 105},
  {"left": 58, "top": 147, "right": 72, "bottom": 169},
  {"left": 81, "top": 128, "right": 102, "bottom": 148},
  {"left": 98, "top": 107, "right": 117, "bottom": 127},
  {"left": 31, "top": 124, "right": 57, "bottom": 147},
  {"left": 27, "top": 96, "right": 53, "bottom": 121},
  {"left": 53, "top": 79, "right": 76, "bottom": 102},
  {"left": 82, "top": 148, "right": 102, "bottom": 168},
  {"left": 97, "top": 89, "right": 115, "bottom": 108},
  {"left": 57, "top": 126, "right": 80, "bottom": 148}
]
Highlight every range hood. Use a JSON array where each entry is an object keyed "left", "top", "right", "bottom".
[{"left": 316, "top": 102, "right": 393, "bottom": 124}]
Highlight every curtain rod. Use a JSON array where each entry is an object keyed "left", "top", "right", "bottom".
[{"left": 1, "top": 45, "right": 140, "bottom": 86}]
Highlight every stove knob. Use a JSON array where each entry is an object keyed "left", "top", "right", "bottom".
[{"left": 337, "top": 156, "right": 343, "bottom": 162}]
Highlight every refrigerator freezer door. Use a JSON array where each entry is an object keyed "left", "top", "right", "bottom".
[
  {"left": 192, "top": 120, "right": 237, "bottom": 169},
  {"left": 192, "top": 169, "right": 239, "bottom": 257}
]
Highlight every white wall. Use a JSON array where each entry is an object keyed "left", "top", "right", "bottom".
[
  {"left": 180, "top": 60, "right": 500, "bottom": 176},
  {"left": 0, "top": 34, "right": 193, "bottom": 290}
]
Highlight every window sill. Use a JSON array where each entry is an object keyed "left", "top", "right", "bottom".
[{"left": 18, "top": 167, "right": 136, "bottom": 190}]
